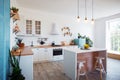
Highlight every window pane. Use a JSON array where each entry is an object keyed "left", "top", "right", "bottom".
[{"left": 109, "top": 20, "right": 120, "bottom": 53}]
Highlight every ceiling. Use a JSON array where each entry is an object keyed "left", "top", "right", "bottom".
[{"left": 16, "top": 0, "right": 120, "bottom": 19}]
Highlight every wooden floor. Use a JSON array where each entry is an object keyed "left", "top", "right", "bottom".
[{"left": 34, "top": 58, "right": 120, "bottom": 80}]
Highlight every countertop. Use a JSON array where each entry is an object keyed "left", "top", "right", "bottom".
[
  {"left": 12, "top": 46, "right": 33, "bottom": 56},
  {"left": 64, "top": 47, "right": 106, "bottom": 53},
  {"left": 32, "top": 44, "right": 77, "bottom": 48},
  {"left": 12, "top": 45, "right": 77, "bottom": 56}
]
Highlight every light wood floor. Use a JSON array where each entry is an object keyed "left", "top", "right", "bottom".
[
  {"left": 34, "top": 58, "right": 120, "bottom": 80},
  {"left": 33, "top": 61, "right": 71, "bottom": 80}
]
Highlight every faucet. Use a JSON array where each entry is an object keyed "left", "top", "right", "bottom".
[{"left": 31, "top": 41, "right": 33, "bottom": 47}]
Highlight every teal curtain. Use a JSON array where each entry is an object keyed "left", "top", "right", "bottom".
[{"left": 0, "top": 0, "right": 10, "bottom": 80}]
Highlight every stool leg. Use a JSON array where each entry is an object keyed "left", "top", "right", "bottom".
[
  {"left": 77, "top": 64, "right": 88, "bottom": 80},
  {"left": 85, "top": 74, "right": 88, "bottom": 80},
  {"left": 101, "top": 62, "right": 106, "bottom": 73},
  {"left": 77, "top": 69, "right": 79, "bottom": 80},
  {"left": 100, "top": 64, "right": 103, "bottom": 80},
  {"left": 94, "top": 59, "right": 98, "bottom": 69},
  {"left": 83, "top": 65, "right": 88, "bottom": 80}
]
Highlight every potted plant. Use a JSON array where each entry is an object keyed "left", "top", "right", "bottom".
[
  {"left": 9, "top": 50, "right": 25, "bottom": 80},
  {"left": 11, "top": 7, "right": 19, "bottom": 13},
  {"left": 78, "top": 33, "right": 81, "bottom": 38},
  {"left": 86, "top": 37, "right": 93, "bottom": 47},
  {"left": 16, "top": 38, "right": 24, "bottom": 48}
]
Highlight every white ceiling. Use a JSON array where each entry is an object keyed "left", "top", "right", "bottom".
[{"left": 16, "top": 0, "right": 120, "bottom": 19}]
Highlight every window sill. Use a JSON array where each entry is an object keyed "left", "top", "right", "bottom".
[
  {"left": 107, "top": 50, "right": 120, "bottom": 55},
  {"left": 107, "top": 51, "right": 120, "bottom": 60}
]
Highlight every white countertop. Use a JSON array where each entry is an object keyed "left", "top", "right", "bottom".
[{"left": 64, "top": 47, "right": 106, "bottom": 53}]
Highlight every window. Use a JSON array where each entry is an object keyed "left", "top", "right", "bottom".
[
  {"left": 107, "top": 19, "right": 120, "bottom": 53},
  {"left": 26, "top": 20, "right": 32, "bottom": 34}
]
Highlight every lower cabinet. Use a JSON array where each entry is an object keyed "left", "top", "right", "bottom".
[
  {"left": 33, "top": 48, "right": 53, "bottom": 62},
  {"left": 20, "top": 55, "right": 33, "bottom": 80}
]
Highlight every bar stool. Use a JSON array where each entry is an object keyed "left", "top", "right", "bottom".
[
  {"left": 77, "top": 61, "right": 88, "bottom": 80},
  {"left": 94, "top": 57, "right": 106, "bottom": 80}
]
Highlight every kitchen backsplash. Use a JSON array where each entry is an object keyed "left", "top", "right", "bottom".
[{"left": 18, "top": 34, "right": 75, "bottom": 46}]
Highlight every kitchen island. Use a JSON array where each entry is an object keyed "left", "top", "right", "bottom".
[{"left": 63, "top": 47, "right": 107, "bottom": 80}]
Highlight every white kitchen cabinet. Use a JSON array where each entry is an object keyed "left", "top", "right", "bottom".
[
  {"left": 32, "top": 48, "right": 39, "bottom": 62},
  {"left": 17, "top": 18, "right": 41, "bottom": 36},
  {"left": 20, "top": 55, "right": 33, "bottom": 80},
  {"left": 33, "top": 48, "right": 53, "bottom": 62},
  {"left": 38, "top": 48, "right": 53, "bottom": 61}
]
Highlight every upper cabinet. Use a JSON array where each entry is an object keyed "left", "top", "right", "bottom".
[
  {"left": 26, "top": 20, "right": 41, "bottom": 35},
  {"left": 17, "top": 19, "right": 41, "bottom": 36}
]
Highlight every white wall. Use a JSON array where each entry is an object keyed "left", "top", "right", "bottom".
[
  {"left": 94, "top": 13, "right": 120, "bottom": 48},
  {"left": 10, "top": 0, "right": 19, "bottom": 49},
  {"left": 17, "top": 7, "right": 94, "bottom": 46}
]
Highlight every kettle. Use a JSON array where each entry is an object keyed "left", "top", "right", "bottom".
[
  {"left": 51, "top": 41, "right": 55, "bottom": 46},
  {"left": 40, "top": 40, "right": 45, "bottom": 45}
]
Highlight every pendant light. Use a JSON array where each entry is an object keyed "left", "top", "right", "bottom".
[
  {"left": 84, "top": 0, "right": 88, "bottom": 23},
  {"left": 77, "top": 0, "right": 80, "bottom": 22},
  {"left": 91, "top": 0, "right": 94, "bottom": 24}
]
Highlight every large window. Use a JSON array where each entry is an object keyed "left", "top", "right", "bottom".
[{"left": 107, "top": 19, "right": 120, "bottom": 53}]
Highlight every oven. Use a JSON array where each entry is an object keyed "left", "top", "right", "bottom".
[
  {"left": 53, "top": 48, "right": 63, "bottom": 61},
  {"left": 53, "top": 48, "right": 62, "bottom": 56}
]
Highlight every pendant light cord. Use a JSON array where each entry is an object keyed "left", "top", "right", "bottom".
[
  {"left": 85, "top": 0, "right": 87, "bottom": 17},
  {"left": 77, "top": 0, "right": 79, "bottom": 17},
  {"left": 92, "top": 0, "right": 93, "bottom": 19}
]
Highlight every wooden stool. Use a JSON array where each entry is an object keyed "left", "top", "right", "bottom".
[
  {"left": 94, "top": 57, "right": 106, "bottom": 80},
  {"left": 77, "top": 61, "right": 88, "bottom": 80}
]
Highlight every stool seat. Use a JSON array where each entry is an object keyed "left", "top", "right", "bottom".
[{"left": 77, "top": 61, "right": 88, "bottom": 80}]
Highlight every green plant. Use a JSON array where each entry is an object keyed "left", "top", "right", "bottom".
[
  {"left": 11, "top": 7, "right": 19, "bottom": 13},
  {"left": 86, "top": 37, "right": 93, "bottom": 47},
  {"left": 78, "top": 33, "right": 86, "bottom": 38},
  {"left": 9, "top": 50, "right": 25, "bottom": 80},
  {"left": 77, "top": 33, "right": 93, "bottom": 47}
]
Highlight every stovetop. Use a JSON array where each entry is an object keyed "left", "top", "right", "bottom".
[{"left": 51, "top": 45, "right": 62, "bottom": 47}]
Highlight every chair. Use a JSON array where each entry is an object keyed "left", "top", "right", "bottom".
[
  {"left": 77, "top": 61, "right": 88, "bottom": 80},
  {"left": 94, "top": 57, "right": 106, "bottom": 80}
]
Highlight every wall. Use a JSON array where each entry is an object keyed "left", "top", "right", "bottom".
[
  {"left": 0, "top": 0, "right": 10, "bottom": 80},
  {"left": 10, "top": 0, "right": 19, "bottom": 49},
  {"left": 17, "top": 7, "right": 94, "bottom": 46},
  {"left": 94, "top": 13, "right": 120, "bottom": 48}
]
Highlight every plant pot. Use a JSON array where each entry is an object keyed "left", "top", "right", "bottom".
[{"left": 18, "top": 43, "right": 24, "bottom": 48}]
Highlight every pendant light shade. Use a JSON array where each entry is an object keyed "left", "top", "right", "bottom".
[
  {"left": 91, "top": 18, "right": 94, "bottom": 24},
  {"left": 77, "top": 16, "right": 80, "bottom": 22},
  {"left": 84, "top": 17, "right": 88, "bottom": 23}
]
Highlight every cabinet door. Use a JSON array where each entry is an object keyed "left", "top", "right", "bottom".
[
  {"left": 38, "top": 48, "right": 46, "bottom": 61},
  {"left": 32, "top": 48, "right": 39, "bottom": 62},
  {"left": 45, "top": 48, "right": 53, "bottom": 61},
  {"left": 25, "top": 20, "right": 41, "bottom": 35},
  {"left": 38, "top": 48, "right": 53, "bottom": 61}
]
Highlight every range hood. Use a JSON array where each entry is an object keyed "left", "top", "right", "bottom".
[{"left": 50, "top": 23, "right": 61, "bottom": 35}]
